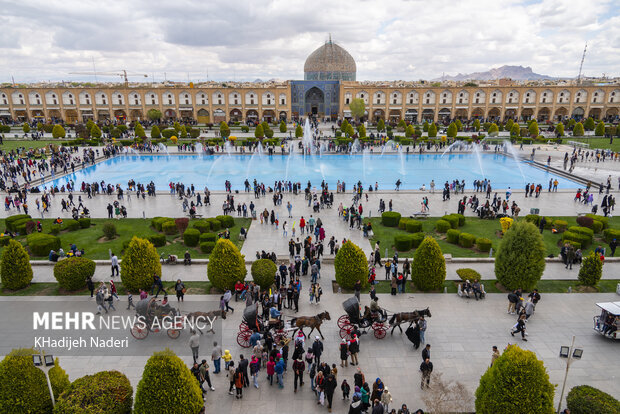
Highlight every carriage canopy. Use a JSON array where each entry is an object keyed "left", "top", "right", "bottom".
[
  {"left": 343, "top": 297, "right": 361, "bottom": 323},
  {"left": 243, "top": 303, "right": 259, "bottom": 327}
]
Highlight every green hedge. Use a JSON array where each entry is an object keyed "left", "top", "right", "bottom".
[
  {"left": 456, "top": 268, "right": 481, "bottom": 281},
  {"left": 603, "top": 228, "right": 620, "bottom": 243},
  {"left": 103, "top": 222, "right": 117, "bottom": 240},
  {"left": 435, "top": 219, "right": 451, "bottom": 233},
  {"left": 207, "top": 239, "right": 246, "bottom": 290},
  {"left": 27, "top": 233, "right": 61, "bottom": 256},
  {"left": 411, "top": 237, "right": 445, "bottom": 291},
  {"left": 441, "top": 214, "right": 459, "bottom": 229},
  {"left": 446, "top": 229, "right": 461, "bottom": 244},
  {"left": 592, "top": 220, "right": 603, "bottom": 234},
  {"left": 251, "top": 259, "right": 277, "bottom": 289},
  {"left": 554, "top": 220, "right": 568, "bottom": 232},
  {"left": 0, "top": 240, "right": 33, "bottom": 290},
  {"left": 200, "top": 233, "right": 217, "bottom": 243},
  {"left": 64, "top": 219, "right": 81, "bottom": 232},
  {"left": 562, "top": 231, "right": 590, "bottom": 247},
  {"left": 398, "top": 218, "right": 409, "bottom": 230},
  {"left": 334, "top": 241, "right": 368, "bottom": 289},
  {"left": 0, "top": 349, "right": 54, "bottom": 413},
  {"left": 54, "top": 370, "right": 133, "bottom": 414},
  {"left": 151, "top": 217, "right": 171, "bottom": 231},
  {"left": 576, "top": 215, "right": 594, "bottom": 228},
  {"left": 148, "top": 234, "right": 166, "bottom": 247},
  {"left": 476, "top": 237, "right": 492, "bottom": 252},
  {"left": 200, "top": 241, "right": 215, "bottom": 253},
  {"left": 5, "top": 214, "right": 31, "bottom": 232},
  {"left": 0, "top": 236, "right": 11, "bottom": 246},
  {"left": 381, "top": 212, "right": 402, "bottom": 227},
  {"left": 405, "top": 220, "right": 423, "bottom": 233},
  {"left": 525, "top": 214, "right": 540, "bottom": 226},
  {"left": 586, "top": 214, "right": 609, "bottom": 229},
  {"left": 14, "top": 218, "right": 32, "bottom": 235},
  {"left": 78, "top": 217, "right": 91, "bottom": 229},
  {"left": 215, "top": 215, "right": 235, "bottom": 228},
  {"left": 566, "top": 385, "right": 620, "bottom": 414},
  {"left": 192, "top": 220, "right": 210, "bottom": 233},
  {"left": 183, "top": 228, "right": 200, "bottom": 247},
  {"left": 162, "top": 220, "right": 177, "bottom": 235},
  {"left": 206, "top": 218, "right": 221, "bottom": 231},
  {"left": 410, "top": 232, "right": 425, "bottom": 248},
  {"left": 568, "top": 226, "right": 594, "bottom": 245},
  {"left": 394, "top": 235, "right": 412, "bottom": 251},
  {"left": 458, "top": 232, "right": 476, "bottom": 248},
  {"left": 53, "top": 257, "right": 96, "bottom": 291},
  {"left": 121, "top": 237, "right": 161, "bottom": 292}
]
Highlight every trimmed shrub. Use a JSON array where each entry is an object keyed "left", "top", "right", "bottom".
[
  {"left": 183, "top": 228, "right": 200, "bottom": 247},
  {"left": 54, "top": 370, "right": 133, "bottom": 414},
  {"left": 495, "top": 221, "right": 546, "bottom": 291},
  {"left": 334, "top": 241, "right": 368, "bottom": 289},
  {"left": 27, "top": 233, "right": 61, "bottom": 256},
  {"left": 564, "top": 240, "right": 582, "bottom": 249},
  {"left": 563, "top": 231, "right": 590, "bottom": 247},
  {"left": 441, "top": 214, "right": 459, "bottom": 229},
  {"left": 578, "top": 251, "right": 603, "bottom": 287},
  {"left": 192, "top": 220, "right": 210, "bottom": 233},
  {"left": 0, "top": 349, "right": 55, "bottom": 413},
  {"left": 542, "top": 216, "right": 554, "bottom": 230},
  {"left": 603, "top": 228, "right": 620, "bottom": 243},
  {"left": 5, "top": 214, "right": 31, "bottom": 232},
  {"left": 410, "top": 232, "right": 425, "bottom": 248},
  {"left": 394, "top": 235, "right": 412, "bottom": 251},
  {"left": 592, "top": 220, "right": 603, "bottom": 234},
  {"left": 554, "top": 220, "right": 568, "bottom": 232},
  {"left": 576, "top": 215, "right": 594, "bottom": 228},
  {"left": 103, "top": 221, "right": 117, "bottom": 240},
  {"left": 456, "top": 268, "right": 481, "bottom": 282},
  {"left": 586, "top": 214, "right": 608, "bottom": 229},
  {"left": 525, "top": 214, "right": 540, "bottom": 226},
  {"left": 151, "top": 217, "right": 170, "bottom": 231},
  {"left": 476, "top": 237, "right": 492, "bottom": 252},
  {"left": 78, "top": 217, "right": 91, "bottom": 229},
  {"left": 251, "top": 259, "right": 277, "bottom": 289},
  {"left": 455, "top": 213, "right": 465, "bottom": 226},
  {"left": 446, "top": 229, "right": 461, "bottom": 244},
  {"left": 568, "top": 226, "right": 594, "bottom": 244},
  {"left": 458, "top": 232, "right": 476, "bottom": 248},
  {"left": 134, "top": 349, "right": 203, "bottom": 414},
  {"left": 200, "top": 241, "right": 215, "bottom": 253},
  {"left": 398, "top": 218, "right": 409, "bottom": 230},
  {"left": 216, "top": 215, "right": 235, "bottom": 228},
  {"left": 175, "top": 218, "right": 189, "bottom": 234},
  {"left": 566, "top": 385, "right": 620, "bottom": 414},
  {"left": 475, "top": 345, "right": 555, "bottom": 414},
  {"left": 65, "top": 219, "right": 80, "bottom": 231},
  {"left": 0, "top": 240, "right": 33, "bottom": 290},
  {"left": 207, "top": 239, "right": 247, "bottom": 290},
  {"left": 162, "top": 220, "right": 177, "bottom": 235},
  {"left": 206, "top": 218, "right": 221, "bottom": 231},
  {"left": 121, "top": 237, "right": 161, "bottom": 292},
  {"left": 14, "top": 218, "right": 31, "bottom": 235},
  {"left": 148, "top": 234, "right": 166, "bottom": 247},
  {"left": 0, "top": 236, "right": 10, "bottom": 246},
  {"left": 50, "top": 224, "right": 61, "bottom": 235},
  {"left": 200, "top": 233, "right": 217, "bottom": 243},
  {"left": 435, "top": 219, "right": 451, "bottom": 233},
  {"left": 411, "top": 237, "right": 446, "bottom": 291},
  {"left": 53, "top": 257, "right": 96, "bottom": 291},
  {"left": 381, "top": 211, "right": 402, "bottom": 227},
  {"left": 405, "top": 219, "right": 423, "bottom": 233},
  {"left": 49, "top": 358, "right": 70, "bottom": 400}
]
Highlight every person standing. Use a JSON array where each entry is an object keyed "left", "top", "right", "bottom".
[
  {"left": 339, "top": 338, "right": 349, "bottom": 367},
  {"left": 174, "top": 279, "right": 185, "bottom": 302},
  {"left": 491, "top": 346, "right": 501, "bottom": 366},
  {"left": 420, "top": 357, "right": 433, "bottom": 389},
  {"left": 238, "top": 354, "right": 249, "bottom": 387},
  {"left": 234, "top": 365, "right": 245, "bottom": 399},
  {"left": 275, "top": 357, "right": 285, "bottom": 388},
  {"left": 223, "top": 289, "right": 234, "bottom": 312},
  {"left": 212, "top": 341, "right": 222, "bottom": 374},
  {"left": 610, "top": 238, "right": 618, "bottom": 256},
  {"left": 110, "top": 251, "right": 119, "bottom": 277},
  {"left": 189, "top": 330, "right": 200, "bottom": 364},
  {"left": 348, "top": 334, "right": 360, "bottom": 366},
  {"left": 324, "top": 373, "right": 337, "bottom": 413},
  {"left": 507, "top": 290, "right": 519, "bottom": 314},
  {"left": 250, "top": 355, "right": 260, "bottom": 388},
  {"left": 86, "top": 276, "right": 94, "bottom": 298},
  {"left": 419, "top": 316, "right": 427, "bottom": 343},
  {"left": 293, "top": 356, "right": 305, "bottom": 392},
  {"left": 312, "top": 336, "right": 324, "bottom": 365},
  {"left": 566, "top": 244, "right": 575, "bottom": 270},
  {"left": 354, "top": 279, "right": 361, "bottom": 302},
  {"left": 199, "top": 359, "right": 215, "bottom": 391},
  {"left": 421, "top": 344, "right": 431, "bottom": 361},
  {"left": 266, "top": 356, "right": 275, "bottom": 386}
]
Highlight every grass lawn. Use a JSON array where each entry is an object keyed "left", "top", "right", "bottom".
[
  {"left": 0, "top": 281, "right": 214, "bottom": 296},
  {"left": 368, "top": 216, "right": 620, "bottom": 258},
  {"left": 0, "top": 217, "right": 252, "bottom": 260},
  {"left": 0, "top": 139, "right": 61, "bottom": 151},
  {"left": 568, "top": 137, "right": 620, "bottom": 152}
]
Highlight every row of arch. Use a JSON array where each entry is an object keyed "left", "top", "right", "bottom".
[
  {"left": 345, "top": 89, "right": 620, "bottom": 106},
  {"left": 1, "top": 91, "right": 288, "bottom": 107},
  {"left": 365, "top": 106, "right": 620, "bottom": 123}
]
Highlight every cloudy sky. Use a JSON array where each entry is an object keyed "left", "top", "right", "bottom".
[{"left": 1, "top": 0, "right": 619, "bottom": 83}]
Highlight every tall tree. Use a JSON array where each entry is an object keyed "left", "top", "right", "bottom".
[
  {"left": 295, "top": 124, "right": 303, "bottom": 138},
  {"left": 594, "top": 121, "right": 605, "bottom": 136},
  {"left": 573, "top": 122, "right": 585, "bottom": 136},
  {"left": 377, "top": 118, "right": 385, "bottom": 132},
  {"left": 349, "top": 98, "right": 365, "bottom": 120},
  {"left": 555, "top": 122, "right": 564, "bottom": 136},
  {"left": 473, "top": 118, "right": 481, "bottom": 132},
  {"left": 428, "top": 122, "right": 438, "bottom": 138},
  {"left": 584, "top": 116, "right": 595, "bottom": 131},
  {"left": 528, "top": 120, "right": 539, "bottom": 137},
  {"left": 147, "top": 109, "right": 162, "bottom": 121},
  {"left": 447, "top": 122, "right": 458, "bottom": 138},
  {"left": 219, "top": 121, "right": 230, "bottom": 138},
  {"left": 279, "top": 120, "right": 287, "bottom": 133}
]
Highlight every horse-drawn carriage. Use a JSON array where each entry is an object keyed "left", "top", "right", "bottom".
[
  {"left": 593, "top": 301, "right": 620, "bottom": 340},
  {"left": 236, "top": 303, "right": 289, "bottom": 348},
  {"left": 338, "top": 297, "right": 390, "bottom": 339},
  {"left": 130, "top": 297, "right": 183, "bottom": 340}
]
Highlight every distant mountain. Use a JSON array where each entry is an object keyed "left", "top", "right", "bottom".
[{"left": 434, "top": 65, "right": 558, "bottom": 81}]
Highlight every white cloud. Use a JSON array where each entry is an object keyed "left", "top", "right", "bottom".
[{"left": 0, "top": 0, "right": 618, "bottom": 83}]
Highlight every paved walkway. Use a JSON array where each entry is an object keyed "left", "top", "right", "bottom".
[{"left": 4, "top": 290, "right": 617, "bottom": 412}]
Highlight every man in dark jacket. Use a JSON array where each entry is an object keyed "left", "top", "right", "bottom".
[
  {"left": 324, "top": 373, "right": 337, "bottom": 412},
  {"left": 539, "top": 216, "right": 547, "bottom": 233},
  {"left": 238, "top": 354, "right": 249, "bottom": 387},
  {"left": 292, "top": 357, "right": 305, "bottom": 392},
  {"left": 421, "top": 344, "right": 431, "bottom": 362},
  {"left": 507, "top": 290, "right": 519, "bottom": 314},
  {"left": 312, "top": 336, "right": 324, "bottom": 365},
  {"left": 420, "top": 358, "right": 433, "bottom": 389}
]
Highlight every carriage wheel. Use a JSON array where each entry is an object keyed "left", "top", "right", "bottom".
[
  {"left": 130, "top": 323, "right": 149, "bottom": 340},
  {"left": 337, "top": 315, "right": 350, "bottom": 329},
  {"left": 236, "top": 330, "right": 252, "bottom": 348},
  {"left": 239, "top": 322, "right": 249, "bottom": 331},
  {"left": 339, "top": 325, "right": 354, "bottom": 340},
  {"left": 372, "top": 323, "right": 387, "bottom": 339},
  {"left": 167, "top": 329, "right": 181, "bottom": 339}
]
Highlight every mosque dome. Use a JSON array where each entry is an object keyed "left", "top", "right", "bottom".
[{"left": 304, "top": 38, "right": 356, "bottom": 81}]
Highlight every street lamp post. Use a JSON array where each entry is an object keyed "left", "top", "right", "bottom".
[
  {"left": 32, "top": 352, "right": 56, "bottom": 407},
  {"left": 557, "top": 336, "right": 583, "bottom": 414}
]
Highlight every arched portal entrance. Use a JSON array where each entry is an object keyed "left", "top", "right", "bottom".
[{"left": 305, "top": 87, "right": 324, "bottom": 116}]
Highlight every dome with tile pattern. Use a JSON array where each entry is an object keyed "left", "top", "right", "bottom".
[{"left": 304, "top": 38, "right": 356, "bottom": 81}]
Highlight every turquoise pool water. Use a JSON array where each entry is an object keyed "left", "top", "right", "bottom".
[{"left": 43, "top": 153, "right": 580, "bottom": 191}]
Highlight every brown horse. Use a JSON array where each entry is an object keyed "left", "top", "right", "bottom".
[
  {"left": 186, "top": 310, "right": 227, "bottom": 335},
  {"left": 389, "top": 308, "right": 431, "bottom": 334},
  {"left": 289, "top": 311, "right": 331, "bottom": 339}
]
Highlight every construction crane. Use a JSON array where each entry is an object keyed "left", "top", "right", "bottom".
[
  {"left": 68, "top": 69, "right": 148, "bottom": 87},
  {"left": 577, "top": 43, "right": 587, "bottom": 85}
]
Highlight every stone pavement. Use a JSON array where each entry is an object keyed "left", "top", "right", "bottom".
[{"left": 10, "top": 290, "right": 618, "bottom": 412}]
